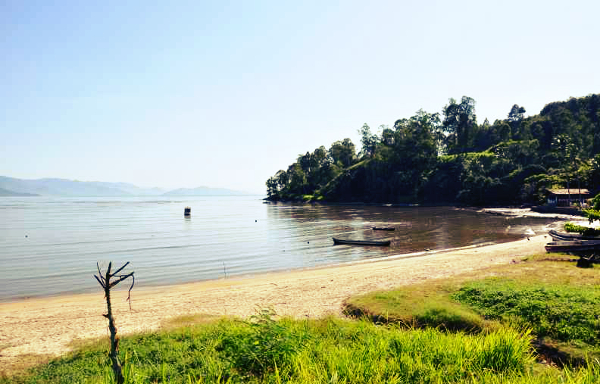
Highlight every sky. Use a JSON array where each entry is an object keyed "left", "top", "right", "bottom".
[{"left": 1, "top": 0, "right": 599, "bottom": 194}]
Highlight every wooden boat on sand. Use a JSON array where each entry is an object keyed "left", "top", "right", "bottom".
[
  {"left": 548, "top": 229, "right": 600, "bottom": 241},
  {"left": 545, "top": 240, "right": 600, "bottom": 253},
  {"left": 332, "top": 237, "right": 391, "bottom": 246}
]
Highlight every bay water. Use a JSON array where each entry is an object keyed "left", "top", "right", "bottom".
[{"left": 0, "top": 196, "right": 557, "bottom": 301}]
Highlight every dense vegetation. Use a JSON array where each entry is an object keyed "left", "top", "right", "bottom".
[{"left": 266, "top": 94, "right": 600, "bottom": 205}]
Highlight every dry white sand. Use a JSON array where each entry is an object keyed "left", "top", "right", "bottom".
[{"left": 0, "top": 235, "right": 549, "bottom": 366}]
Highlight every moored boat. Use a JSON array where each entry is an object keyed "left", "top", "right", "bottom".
[
  {"left": 372, "top": 227, "right": 395, "bottom": 231},
  {"left": 332, "top": 237, "right": 391, "bottom": 246}
]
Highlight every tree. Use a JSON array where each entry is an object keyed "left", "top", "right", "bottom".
[
  {"left": 358, "top": 123, "right": 378, "bottom": 158},
  {"left": 265, "top": 177, "right": 279, "bottom": 199},
  {"left": 507, "top": 104, "right": 526, "bottom": 123},
  {"left": 490, "top": 120, "right": 511, "bottom": 145},
  {"left": 388, "top": 110, "right": 440, "bottom": 199},
  {"left": 507, "top": 104, "right": 527, "bottom": 140},
  {"left": 276, "top": 170, "right": 288, "bottom": 192},
  {"left": 286, "top": 163, "right": 307, "bottom": 195},
  {"left": 329, "top": 138, "right": 356, "bottom": 168},
  {"left": 442, "top": 96, "right": 478, "bottom": 154},
  {"left": 493, "top": 140, "right": 539, "bottom": 168},
  {"left": 297, "top": 146, "right": 332, "bottom": 192}
]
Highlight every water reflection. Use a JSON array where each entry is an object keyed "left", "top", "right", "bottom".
[
  {"left": 266, "top": 203, "right": 557, "bottom": 260},
  {"left": 0, "top": 197, "right": 560, "bottom": 301}
]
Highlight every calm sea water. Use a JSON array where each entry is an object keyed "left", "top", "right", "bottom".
[{"left": 0, "top": 196, "right": 558, "bottom": 301}]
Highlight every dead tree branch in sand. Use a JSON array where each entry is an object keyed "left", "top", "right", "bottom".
[{"left": 94, "top": 261, "right": 134, "bottom": 384}]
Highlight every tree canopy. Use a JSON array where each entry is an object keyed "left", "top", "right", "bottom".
[{"left": 266, "top": 94, "right": 600, "bottom": 205}]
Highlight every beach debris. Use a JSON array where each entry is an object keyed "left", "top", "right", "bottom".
[{"left": 94, "top": 261, "right": 135, "bottom": 384}]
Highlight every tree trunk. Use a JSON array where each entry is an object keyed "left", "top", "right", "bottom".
[
  {"left": 567, "top": 177, "right": 571, "bottom": 207},
  {"left": 94, "top": 262, "right": 133, "bottom": 384},
  {"left": 104, "top": 268, "right": 124, "bottom": 384}
]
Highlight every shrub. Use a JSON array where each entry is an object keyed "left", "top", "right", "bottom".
[
  {"left": 217, "top": 309, "right": 309, "bottom": 377},
  {"left": 564, "top": 222, "right": 600, "bottom": 237}
]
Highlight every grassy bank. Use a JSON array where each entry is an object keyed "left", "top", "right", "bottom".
[
  {"left": 4, "top": 254, "right": 600, "bottom": 383},
  {"left": 5, "top": 312, "right": 598, "bottom": 384},
  {"left": 345, "top": 253, "right": 600, "bottom": 367}
]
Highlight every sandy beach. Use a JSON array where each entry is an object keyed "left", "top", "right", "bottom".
[{"left": 0, "top": 234, "right": 551, "bottom": 367}]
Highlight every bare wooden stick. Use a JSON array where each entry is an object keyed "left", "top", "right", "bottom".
[{"left": 94, "top": 262, "right": 135, "bottom": 384}]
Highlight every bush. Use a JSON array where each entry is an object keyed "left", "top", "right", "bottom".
[
  {"left": 564, "top": 222, "right": 600, "bottom": 236},
  {"left": 217, "top": 309, "right": 309, "bottom": 377}
]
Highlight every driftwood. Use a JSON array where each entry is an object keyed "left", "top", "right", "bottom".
[{"left": 94, "top": 262, "right": 134, "bottom": 384}]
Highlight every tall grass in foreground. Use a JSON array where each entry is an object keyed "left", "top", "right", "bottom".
[{"left": 5, "top": 314, "right": 539, "bottom": 384}]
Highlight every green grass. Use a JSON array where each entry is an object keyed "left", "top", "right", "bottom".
[
  {"left": 453, "top": 281, "right": 600, "bottom": 346},
  {"left": 344, "top": 283, "right": 490, "bottom": 333},
  {"left": 4, "top": 255, "right": 600, "bottom": 383},
  {"left": 1, "top": 313, "right": 552, "bottom": 384},
  {"left": 344, "top": 254, "right": 600, "bottom": 367},
  {"left": 4, "top": 311, "right": 600, "bottom": 384}
]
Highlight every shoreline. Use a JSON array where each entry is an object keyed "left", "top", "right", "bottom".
[
  {"left": 0, "top": 239, "right": 517, "bottom": 305},
  {"left": 1, "top": 234, "right": 550, "bottom": 366},
  {"left": 0, "top": 206, "right": 568, "bottom": 304},
  {"left": 0, "top": 204, "right": 575, "bottom": 304}
]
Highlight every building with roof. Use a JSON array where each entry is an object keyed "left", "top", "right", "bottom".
[{"left": 546, "top": 188, "right": 591, "bottom": 207}]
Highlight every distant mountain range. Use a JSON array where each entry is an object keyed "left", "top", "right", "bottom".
[
  {"left": 0, "top": 187, "right": 39, "bottom": 196},
  {"left": 0, "top": 176, "right": 252, "bottom": 197}
]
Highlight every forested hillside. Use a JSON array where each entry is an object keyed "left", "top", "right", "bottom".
[{"left": 266, "top": 94, "right": 600, "bottom": 205}]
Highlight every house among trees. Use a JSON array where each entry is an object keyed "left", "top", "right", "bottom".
[{"left": 546, "top": 189, "right": 591, "bottom": 207}]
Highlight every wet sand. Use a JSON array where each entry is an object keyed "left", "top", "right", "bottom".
[{"left": 0, "top": 235, "right": 548, "bottom": 366}]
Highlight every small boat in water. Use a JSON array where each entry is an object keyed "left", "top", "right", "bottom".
[
  {"left": 372, "top": 227, "right": 395, "bottom": 231},
  {"left": 332, "top": 237, "right": 391, "bottom": 246}
]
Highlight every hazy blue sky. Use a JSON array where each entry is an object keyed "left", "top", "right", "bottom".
[{"left": 1, "top": 0, "right": 598, "bottom": 194}]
